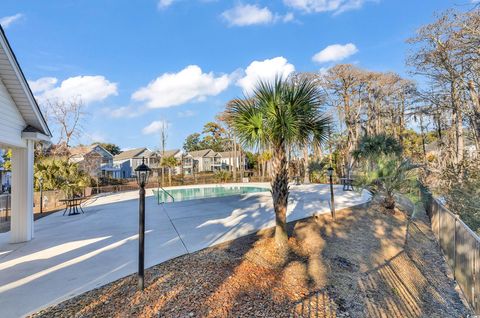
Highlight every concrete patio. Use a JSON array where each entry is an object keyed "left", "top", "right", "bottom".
[{"left": 0, "top": 183, "right": 370, "bottom": 317}]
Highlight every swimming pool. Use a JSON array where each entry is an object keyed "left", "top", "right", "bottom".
[{"left": 152, "top": 185, "right": 270, "bottom": 203}]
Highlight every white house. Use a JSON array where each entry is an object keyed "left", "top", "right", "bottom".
[
  {"left": 182, "top": 149, "right": 222, "bottom": 174},
  {"left": 0, "top": 26, "right": 51, "bottom": 243},
  {"left": 217, "top": 151, "right": 247, "bottom": 171}
]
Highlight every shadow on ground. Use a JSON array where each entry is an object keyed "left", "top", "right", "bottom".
[{"left": 30, "top": 201, "right": 471, "bottom": 318}]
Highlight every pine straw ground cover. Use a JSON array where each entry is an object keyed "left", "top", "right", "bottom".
[{"left": 31, "top": 202, "right": 471, "bottom": 318}]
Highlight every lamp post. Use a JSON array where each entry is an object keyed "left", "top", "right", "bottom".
[
  {"left": 134, "top": 157, "right": 151, "bottom": 291},
  {"left": 327, "top": 167, "right": 335, "bottom": 221},
  {"left": 39, "top": 176, "right": 43, "bottom": 214}
]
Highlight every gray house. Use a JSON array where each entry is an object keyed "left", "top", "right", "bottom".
[
  {"left": 113, "top": 147, "right": 148, "bottom": 179},
  {"left": 113, "top": 148, "right": 182, "bottom": 179}
]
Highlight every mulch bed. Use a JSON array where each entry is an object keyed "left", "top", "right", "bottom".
[{"left": 30, "top": 202, "right": 471, "bottom": 318}]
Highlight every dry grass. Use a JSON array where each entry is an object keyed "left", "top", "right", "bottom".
[{"left": 30, "top": 202, "right": 471, "bottom": 318}]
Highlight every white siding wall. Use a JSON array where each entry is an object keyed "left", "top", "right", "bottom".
[{"left": 0, "top": 79, "right": 26, "bottom": 148}]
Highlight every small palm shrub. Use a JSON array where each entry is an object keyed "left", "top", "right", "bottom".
[
  {"left": 355, "top": 155, "right": 419, "bottom": 212},
  {"left": 215, "top": 170, "right": 231, "bottom": 183}
]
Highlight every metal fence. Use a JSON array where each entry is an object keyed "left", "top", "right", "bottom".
[{"left": 420, "top": 185, "right": 480, "bottom": 313}]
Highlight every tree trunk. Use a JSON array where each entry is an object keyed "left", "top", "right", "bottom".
[
  {"left": 468, "top": 80, "right": 480, "bottom": 156},
  {"left": 168, "top": 168, "right": 172, "bottom": 186},
  {"left": 451, "top": 83, "right": 464, "bottom": 164},
  {"left": 261, "top": 161, "right": 266, "bottom": 182},
  {"left": 383, "top": 194, "right": 395, "bottom": 213},
  {"left": 303, "top": 145, "right": 309, "bottom": 184},
  {"left": 240, "top": 150, "right": 244, "bottom": 180},
  {"left": 419, "top": 115, "right": 427, "bottom": 164},
  {"left": 232, "top": 138, "right": 237, "bottom": 182},
  {"left": 271, "top": 142, "right": 289, "bottom": 249}
]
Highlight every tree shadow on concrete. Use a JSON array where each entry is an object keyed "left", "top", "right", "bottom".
[{"left": 30, "top": 200, "right": 471, "bottom": 318}]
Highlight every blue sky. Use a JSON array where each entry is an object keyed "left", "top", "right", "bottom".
[{"left": 0, "top": 0, "right": 464, "bottom": 151}]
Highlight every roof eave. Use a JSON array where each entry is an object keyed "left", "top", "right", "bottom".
[{"left": 0, "top": 25, "right": 52, "bottom": 137}]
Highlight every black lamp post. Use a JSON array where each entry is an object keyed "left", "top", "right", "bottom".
[
  {"left": 327, "top": 167, "right": 336, "bottom": 221},
  {"left": 134, "top": 157, "right": 151, "bottom": 290}
]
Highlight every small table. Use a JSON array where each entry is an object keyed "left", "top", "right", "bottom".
[
  {"left": 340, "top": 178, "right": 355, "bottom": 191},
  {"left": 60, "top": 197, "right": 86, "bottom": 216}
]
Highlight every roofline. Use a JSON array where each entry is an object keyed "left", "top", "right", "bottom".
[
  {"left": 0, "top": 25, "right": 51, "bottom": 137},
  {"left": 113, "top": 147, "right": 147, "bottom": 160},
  {"left": 90, "top": 143, "right": 114, "bottom": 158}
]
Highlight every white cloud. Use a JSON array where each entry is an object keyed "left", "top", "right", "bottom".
[
  {"left": 132, "top": 65, "right": 231, "bottom": 108},
  {"left": 0, "top": 13, "right": 24, "bottom": 28},
  {"left": 29, "top": 76, "right": 118, "bottom": 105},
  {"left": 142, "top": 120, "right": 169, "bottom": 135},
  {"left": 312, "top": 43, "right": 358, "bottom": 63},
  {"left": 236, "top": 57, "right": 295, "bottom": 95},
  {"left": 28, "top": 77, "right": 58, "bottom": 94},
  {"left": 282, "top": 12, "right": 295, "bottom": 22},
  {"left": 222, "top": 4, "right": 274, "bottom": 26},
  {"left": 284, "top": 0, "right": 371, "bottom": 14},
  {"left": 158, "top": 0, "right": 175, "bottom": 9}
]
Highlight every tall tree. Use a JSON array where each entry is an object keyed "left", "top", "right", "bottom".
[
  {"left": 408, "top": 10, "right": 467, "bottom": 165},
  {"left": 159, "top": 121, "right": 168, "bottom": 185},
  {"left": 43, "top": 97, "right": 85, "bottom": 149},
  {"left": 228, "top": 77, "right": 330, "bottom": 249},
  {"left": 183, "top": 133, "right": 202, "bottom": 152}
]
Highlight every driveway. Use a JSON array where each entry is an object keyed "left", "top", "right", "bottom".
[{"left": 0, "top": 183, "right": 370, "bottom": 317}]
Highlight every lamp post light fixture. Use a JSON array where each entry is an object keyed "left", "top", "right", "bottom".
[
  {"left": 327, "top": 167, "right": 336, "bottom": 221},
  {"left": 134, "top": 157, "right": 151, "bottom": 291}
]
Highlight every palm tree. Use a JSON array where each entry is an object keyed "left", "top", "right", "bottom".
[
  {"left": 259, "top": 150, "right": 272, "bottom": 182},
  {"left": 356, "top": 155, "right": 418, "bottom": 212},
  {"left": 161, "top": 156, "right": 179, "bottom": 186},
  {"left": 228, "top": 77, "right": 330, "bottom": 249}
]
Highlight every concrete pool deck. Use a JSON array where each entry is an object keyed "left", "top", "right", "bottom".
[{"left": 0, "top": 183, "right": 370, "bottom": 317}]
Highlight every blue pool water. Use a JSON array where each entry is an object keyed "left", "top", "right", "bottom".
[{"left": 153, "top": 185, "right": 269, "bottom": 203}]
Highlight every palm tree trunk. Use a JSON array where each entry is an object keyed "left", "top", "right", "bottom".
[
  {"left": 261, "top": 161, "right": 265, "bottom": 182},
  {"left": 168, "top": 168, "right": 172, "bottom": 186},
  {"left": 303, "top": 145, "right": 309, "bottom": 184},
  {"left": 232, "top": 137, "right": 237, "bottom": 182},
  {"left": 271, "top": 142, "right": 289, "bottom": 249},
  {"left": 384, "top": 193, "right": 395, "bottom": 212}
]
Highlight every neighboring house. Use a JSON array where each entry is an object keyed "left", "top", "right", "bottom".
[
  {"left": 151, "top": 149, "right": 183, "bottom": 176},
  {"left": 0, "top": 25, "right": 52, "bottom": 242},
  {"left": 183, "top": 149, "right": 222, "bottom": 174},
  {"left": 113, "top": 148, "right": 183, "bottom": 179},
  {"left": 69, "top": 144, "right": 119, "bottom": 178},
  {"left": 0, "top": 167, "right": 11, "bottom": 192},
  {"left": 113, "top": 147, "right": 148, "bottom": 179},
  {"left": 0, "top": 149, "right": 11, "bottom": 192},
  {"left": 217, "top": 151, "right": 247, "bottom": 171}
]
